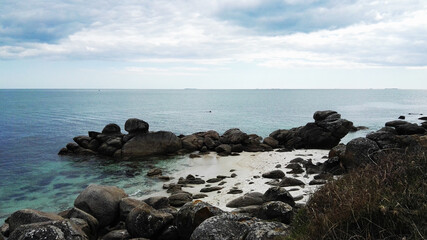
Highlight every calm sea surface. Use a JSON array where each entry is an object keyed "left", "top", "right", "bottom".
[{"left": 0, "top": 89, "right": 426, "bottom": 222}]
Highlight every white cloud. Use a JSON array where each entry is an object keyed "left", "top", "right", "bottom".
[{"left": 0, "top": 0, "right": 426, "bottom": 70}]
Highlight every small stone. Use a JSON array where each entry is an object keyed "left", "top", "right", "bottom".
[
  {"left": 275, "top": 164, "right": 281, "bottom": 168},
  {"left": 230, "top": 173, "right": 237, "bottom": 178},
  {"left": 200, "top": 186, "right": 223, "bottom": 192},
  {"left": 309, "top": 179, "right": 327, "bottom": 185},
  {"left": 147, "top": 168, "right": 162, "bottom": 176},
  {"left": 227, "top": 189, "right": 243, "bottom": 194}
]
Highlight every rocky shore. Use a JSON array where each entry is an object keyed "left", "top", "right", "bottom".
[
  {"left": 1, "top": 111, "right": 426, "bottom": 240},
  {"left": 58, "top": 110, "right": 354, "bottom": 159}
]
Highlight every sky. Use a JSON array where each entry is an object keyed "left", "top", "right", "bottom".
[{"left": 0, "top": 0, "right": 426, "bottom": 89}]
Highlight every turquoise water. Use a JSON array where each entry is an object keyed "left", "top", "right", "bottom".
[{"left": 0, "top": 89, "right": 426, "bottom": 223}]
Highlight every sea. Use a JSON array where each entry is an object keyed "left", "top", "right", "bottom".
[{"left": 0, "top": 89, "right": 426, "bottom": 223}]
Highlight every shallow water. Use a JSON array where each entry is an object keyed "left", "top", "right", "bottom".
[{"left": 0, "top": 89, "right": 426, "bottom": 222}]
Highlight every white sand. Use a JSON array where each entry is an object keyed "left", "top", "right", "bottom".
[{"left": 145, "top": 149, "right": 330, "bottom": 211}]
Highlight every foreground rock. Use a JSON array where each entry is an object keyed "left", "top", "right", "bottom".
[
  {"left": 74, "top": 184, "right": 128, "bottom": 228},
  {"left": 190, "top": 213, "right": 289, "bottom": 240},
  {"left": 270, "top": 110, "right": 353, "bottom": 149},
  {"left": 8, "top": 220, "right": 88, "bottom": 240}
]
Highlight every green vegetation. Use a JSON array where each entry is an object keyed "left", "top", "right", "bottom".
[{"left": 288, "top": 149, "right": 427, "bottom": 240}]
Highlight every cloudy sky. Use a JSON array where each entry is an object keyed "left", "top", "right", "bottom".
[{"left": 1, "top": 0, "right": 426, "bottom": 89}]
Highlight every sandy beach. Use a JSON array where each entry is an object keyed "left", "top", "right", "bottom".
[{"left": 147, "top": 149, "right": 330, "bottom": 211}]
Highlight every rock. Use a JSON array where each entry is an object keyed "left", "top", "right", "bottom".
[
  {"left": 182, "top": 135, "right": 204, "bottom": 151},
  {"left": 230, "top": 144, "right": 244, "bottom": 153},
  {"left": 313, "top": 110, "right": 337, "bottom": 122},
  {"left": 309, "top": 179, "right": 327, "bottom": 185},
  {"left": 66, "top": 142, "right": 80, "bottom": 151},
  {"left": 73, "top": 136, "right": 92, "bottom": 148},
  {"left": 257, "top": 201, "right": 293, "bottom": 224},
  {"left": 98, "top": 143, "right": 119, "bottom": 156},
  {"left": 7, "top": 209, "right": 64, "bottom": 233},
  {"left": 144, "top": 196, "right": 169, "bottom": 209},
  {"left": 192, "top": 194, "right": 208, "bottom": 199},
  {"left": 279, "top": 177, "right": 305, "bottom": 187},
  {"left": 58, "top": 147, "right": 71, "bottom": 155},
  {"left": 227, "top": 189, "right": 243, "bottom": 194},
  {"left": 189, "top": 213, "right": 289, "bottom": 240},
  {"left": 74, "top": 184, "right": 128, "bottom": 228},
  {"left": 166, "top": 184, "right": 183, "bottom": 194},
  {"left": 102, "top": 123, "right": 121, "bottom": 134},
  {"left": 215, "top": 144, "right": 231, "bottom": 155},
  {"left": 285, "top": 163, "right": 302, "bottom": 170},
  {"left": 175, "top": 201, "right": 225, "bottom": 240},
  {"left": 64, "top": 207, "right": 99, "bottom": 238},
  {"left": 262, "top": 137, "right": 279, "bottom": 148},
  {"left": 106, "top": 137, "right": 122, "bottom": 149},
  {"left": 119, "top": 198, "right": 146, "bottom": 221},
  {"left": 220, "top": 128, "right": 249, "bottom": 144},
  {"left": 275, "top": 164, "right": 281, "bottom": 168},
  {"left": 328, "top": 143, "right": 346, "bottom": 159},
  {"left": 265, "top": 179, "right": 281, "bottom": 186},
  {"left": 366, "top": 127, "right": 399, "bottom": 149},
  {"left": 206, "top": 178, "right": 222, "bottom": 183},
  {"left": 169, "top": 193, "right": 193, "bottom": 207},
  {"left": 422, "top": 122, "right": 427, "bottom": 129},
  {"left": 395, "top": 123, "right": 426, "bottom": 135},
  {"left": 263, "top": 187, "right": 295, "bottom": 207},
  {"left": 230, "top": 173, "right": 237, "bottom": 178},
  {"left": 342, "top": 137, "right": 380, "bottom": 170},
  {"left": 8, "top": 220, "right": 88, "bottom": 240},
  {"left": 349, "top": 126, "right": 369, "bottom": 132},
  {"left": 385, "top": 120, "right": 409, "bottom": 128},
  {"left": 178, "top": 175, "right": 205, "bottom": 185},
  {"left": 290, "top": 157, "right": 307, "bottom": 164},
  {"left": 323, "top": 157, "right": 345, "bottom": 175},
  {"left": 398, "top": 115, "right": 405, "bottom": 119},
  {"left": 158, "top": 225, "right": 179, "bottom": 240},
  {"left": 87, "top": 139, "right": 101, "bottom": 151},
  {"left": 124, "top": 118, "right": 149, "bottom": 134},
  {"left": 1, "top": 223, "right": 9, "bottom": 237},
  {"left": 126, "top": 204, "right": 173, "bottom": 239},
  {"left": 226, "top": 192, "right": 265, "bottom": 208},
  {"left": 261, "top": 170, "right": 285, "bottom": 179},
  {"left": 88, "top": 131, "right": 100, "bottom": 138},
  {"left": 147, "top": 168, "right": 162, "bottom": 176},
  {"left": 314, "top": 173, "right": 333, "bottom": 180},
  {"left": 121, "top": 131, "right": 182, "bottom": 158},
  {"left": 101, "top": 230, "right": 130, "bottom": 240},
  {"left": 200, "top": 186, "right": 223, "bottom": 192}
]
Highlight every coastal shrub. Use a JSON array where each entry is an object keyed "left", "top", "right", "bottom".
[{"left": 288, "top": 148, "right": 427, "bottom": 240}]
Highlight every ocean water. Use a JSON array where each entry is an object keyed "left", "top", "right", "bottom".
[{"left": 0, "top": 89, "right": 426, "bottom": 223}]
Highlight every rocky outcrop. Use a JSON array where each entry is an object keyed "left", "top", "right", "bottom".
[
  {"left": 189, "top": 213, "right": 289, "bottom": 240},
  {"left": 126, "top": 203, "right": 174, "bottom": 239},
  {"left": 74, "top": 184, "right": 128, "bottom": 228},
  {"left": 175, "top": 201, "right": 224, "bottom": 240},
  {"left": 121, "top": 131, "right": 182, "bottom": 158},
  {"left": 8, "top": 220, "right": 88, "bottom": 240},
  {"left": 6, "top": 209, "right": 64, "bottom": 233},
  {"left": 269, "top": 110, "right": 353, "bottom": 149}
]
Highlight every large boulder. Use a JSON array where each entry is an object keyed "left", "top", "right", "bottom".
[
  {"left": 270, "top": 110, "right": 353, "bottom": 149},
  {"left": 102, "top": 123, "right": 121, "bottom": 134},
  {"left": 263, "top": 187, "right": 295, "bottom": 207},
  {"left": 342, "top": 137, "right": 380, "bottom": 170},
  {"left": 119, "top": 197, "right": 146, "bottom": 221},
  {"left": 220, "top": 128, "right": 249, "bottom": 144},
  {"left": 189, "top": 213, "right": 289, "bottom": 240},
  {"left": 6, "top": 209, "right": 64, "bottom": 233},
  {"left": 169, "top": 193, "right": 193, "bottom": 207},
  {"left": 121, "top": 131, "right": 182, "bottom": 158},
  {"left": 262, "top": 170, "right": 285, "bottom": 179},
  {"left": 181, "top": 135, "right": 204, "bottom": 151},
  {"left": 8, "top": 220, "right": 88, "bottom": 240},
  {"left": 74, "top": 184, "right": 128, "bottom": 228},
  {"left": 126, "top": 203, "right": 174, "bottom": 239},
  {"left": 395, "top": 123, "right": 426, "bottom": 135},
  {"left": 385, "top": 120, "right": 409, "bottom": 128},
  {"left": 175, "top": 201, "right": 225, "bottom": 240},
  {"left": 366, "top": 127, "right": 399, "bottom": 149},
  {"left": 124, "top": 118, "right": 149, "bottom": 134},
  {"left": 64, "top": 207, "right": 99, "bottom": 239}
]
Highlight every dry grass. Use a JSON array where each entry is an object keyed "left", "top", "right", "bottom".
[{"left": 288, "top": 148, "right": 427, "bottom": 240}]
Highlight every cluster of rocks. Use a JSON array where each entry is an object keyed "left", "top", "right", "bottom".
[
  {"left": 323, "top": 116, "right": 427, "bottom": 173},
  {"left": 269, "top": 110, "right": 354, "bottom": 149},
  {"left": 0, "top": 184, "right": 300, "bottom": 240},
  {"left": 59, "top": 111, "right": 355, "bottom": 159}
]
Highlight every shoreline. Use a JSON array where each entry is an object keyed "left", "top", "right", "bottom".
[{"left": 143, "top": 149, "right": 330, "bottom": 212}]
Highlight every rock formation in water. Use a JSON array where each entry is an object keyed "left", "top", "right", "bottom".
[{"left": 59, "top": 110, "right": 354, "bottom": 159}]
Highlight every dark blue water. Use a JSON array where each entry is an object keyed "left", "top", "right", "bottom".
[{"left": 1, "top": 89, "right": 426, "bottom": 222}]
